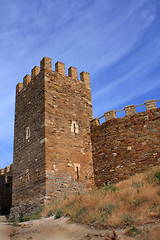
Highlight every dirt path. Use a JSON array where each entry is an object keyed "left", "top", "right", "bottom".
[
  {"left": 0, "top": 222, "right": 12, "bottom": 240},
  {"left": 0, "top": 217, "right": 118, "bottom": 240},
  {"left": 0, "top": 216, "right": 159, "bottom": 240},
  {"left": 8, "top": 217, "right": 112, "bottom": 240}
]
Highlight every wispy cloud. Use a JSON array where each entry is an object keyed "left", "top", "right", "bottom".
[{"left": 93, "top": 40, "right": 160, "bottom": 101}]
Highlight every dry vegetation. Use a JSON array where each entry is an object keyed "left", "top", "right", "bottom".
[
  {"left": 8, "top": 167, "right": 160, "bottom": 240},
  {"left": 42, "top": 166, "right": 160, "bottom": 233}
]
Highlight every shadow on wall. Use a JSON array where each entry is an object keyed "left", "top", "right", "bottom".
[{"left": 0, "top": 175, "right": 12, "bottom": 215}]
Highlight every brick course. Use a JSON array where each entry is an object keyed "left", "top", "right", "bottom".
[{"left": 91, "top": 108, "right": 160, "bottom": 187}]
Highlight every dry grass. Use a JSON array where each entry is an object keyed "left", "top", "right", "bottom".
[
  {"left": 125, "top": 225, "right": 160, "bottom": 240},
  {"left": 139, "top": 226, "right": 160, "bottom": 240},
  {"left": 42, "top": 166, "right": 160, "bottom": 229}
]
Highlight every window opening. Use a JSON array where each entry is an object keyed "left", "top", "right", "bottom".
[
  {"left": 25, "top": 169, "right": 30, "bottom": 183},
  {"left": 71, "top": 121, "right": 79, "bottom": 134},
  {"left": 26, "top": 172, "right": 30, "bottom": 183},
  {"left": 76, "top": 167, "right": 79, "bottom": 180},
  {"left": 26, "top": 127, "right": 30, "bottom": 140}
]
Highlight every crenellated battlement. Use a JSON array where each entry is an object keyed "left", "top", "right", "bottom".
[
  {"left": 91, "top": 99, "right": 160, "bottom": 126},
  {"left": 0, "top": 168, "right": 4, "bottom": 175},
  {"left": 91, "top": 100, "right": 160, "bottom": 187},
  {"left": 1, "top": 56, "right": 160, "bottom": 217},
  {"left": 12, "top": 56, "right": 93, "bottom": 218},
  {"left": 0, "top": 164, "right": 13, "bottom": 176},
  {"left": 16, "top": 57, "right": 91, "bottom": 94},
  {"left": 23, "top": 74, "right": 31, "bottom": 87}
]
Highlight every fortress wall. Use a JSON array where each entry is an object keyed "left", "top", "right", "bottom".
[
  {"left": 11, "top": 57, "right": 94, "bottom": 217},
  {"left": 5, "top": 55, "right": 159, "bottom": 217},
  {"left": 91, "top": 104, "right": 160, "bottom": 187},
  {"left": 12, "top": 64, "right": 46, "bottom": 217},
  {"left": 0, "top": 165, "right": 12, "bottom": 215},
  {"left": 43, "top": 59, "right": 94, "bottom": 201}
]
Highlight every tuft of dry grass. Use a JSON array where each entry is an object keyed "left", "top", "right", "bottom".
[
  {"left": 125, "top": 225, "right": 160, "bottom": 240},
  {"left": 140, "top": 226, "right": 160, "bottom": 240},
  {"left": 42, "top": 166, "right": 160, "bottom": 229}
]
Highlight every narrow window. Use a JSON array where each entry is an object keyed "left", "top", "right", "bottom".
[
  {"left": 71, "top": 121, "right": 79, "bottom": 134},
  {"left": 25, "top": 170, "right": 30, "bottom": 183},
  {"left": 76, "top": 167, "right": 79, "bottom": 180},
  {"left": 74, "top": 163, "right": 80, "bottom": 180},
  {"left": 26, "top": 173, "right": 29, "bottom": 183},
  {"left": 26, "top": 127, "right": 30, "bottom": 140}
]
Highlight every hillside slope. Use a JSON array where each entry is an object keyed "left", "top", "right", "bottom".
[{"left": 42, "top": 166, "right": 160, "bottom": 239}]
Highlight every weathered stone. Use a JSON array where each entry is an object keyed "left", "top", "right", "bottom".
[
  {"left": 91, "top": 108, "right": 160, "bottom": 187},
  {"left": 10, "top": 57, "right": 94, "bottom": 217},
  {"left": 0, "top": 165, "right": 12, "bottom": 214}
]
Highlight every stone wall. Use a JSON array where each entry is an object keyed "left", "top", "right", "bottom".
[
  {"left": 91, "top": 102, "right": 160, "bottom": 187},
  {"left": 12, "top": 64, "right": 46, "bottom": 217},
  {"left": 0, "top": 165, "right": 12, "bottom": 215},
  {"left": 11, "top": 57, "right": 94, "bottom": 217},
  {"left": 44, "top": 59, "right": 94, "bottom": 201}
]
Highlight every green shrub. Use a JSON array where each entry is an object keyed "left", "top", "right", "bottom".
[
  {"left": 101, "top": 203, "right": 115, "bottom": 214},
  {"left": 91, "top": 216, "right": 98, "bottom": 223},
  {"left": 102, "top": 184, "right": 119, "bottom": 193},
  {"left": 155, "top": 171, "right": 160, "bottom": 182},
  {"left": 145, "top": 169, "right": 160, "bottom": 184},
  {"left": 125, "top": 226, "right": 141, "bottom": 236},
  {"left": 47, "top": 209, "right": 55, "bottom": 218},
  {"left": 130, "top": 198, "right": 140, "bottom": 207},
  {"left": 19, "top": 210, "right": 25, "bottom": 222},
  {"left": 131, "top": 180, "right": 143, "bottom": 193},
  {"left": 28, "top": 205, "right": 43, "bottom": 221},
  {"left": 122, "top": 214, "right": 134, "bottom": 226},
  {"left": 74, "top": 206, "right": 87, "bottom": 221},
  {"left": 100, "top": 213, "right": 108, "bottom": 223},
  {"left": 64, "top": 198, "right": 76, "bottom": 210},
  {"left": 8, "top": 218, "right": 17, "bottom": 223},
  {"left": 54, "top": 209, "right": 63, "bottom": 219}
]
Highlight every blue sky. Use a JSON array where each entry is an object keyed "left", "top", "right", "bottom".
[{"left": 0, "top": 0, "right": 160, "bottom": 168}]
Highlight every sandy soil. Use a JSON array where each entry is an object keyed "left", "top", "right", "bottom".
[
  {"left": 0, "top": 216, "right": 159, "bottom": 240},
  {"left": 0, "top": 216, "right": 120, "bottom": 240},
  {"left": 0, "top": 222, "right": 12, "bottom": 240}
]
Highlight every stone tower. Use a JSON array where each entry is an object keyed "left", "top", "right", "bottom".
[{"left": 11, "top": 57, "right": 94, "bottom": 217}]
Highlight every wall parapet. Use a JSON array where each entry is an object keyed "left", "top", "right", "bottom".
[
  {"left": 0, "top": 164, "right": 13, "bottom": 176},
  {"left": 92, "top": 99, "right": 160, "bottom": 125},
  {"left": 16, "top": 57, "right": 90, "bottom": 94},
  {"left": 91, "top": 105, "right": 160, "bottom": 187}
]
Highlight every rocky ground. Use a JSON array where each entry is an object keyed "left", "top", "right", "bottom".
[{"left": 0, "top": 216, "right": 159, "bottom": 240}]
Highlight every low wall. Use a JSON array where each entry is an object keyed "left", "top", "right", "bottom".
[
  {"left": 0, "top": 165, "right": 12, "bottom": 214},
  {"left": 91, "top": 103, "right": 160, "bottom": 187}
]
